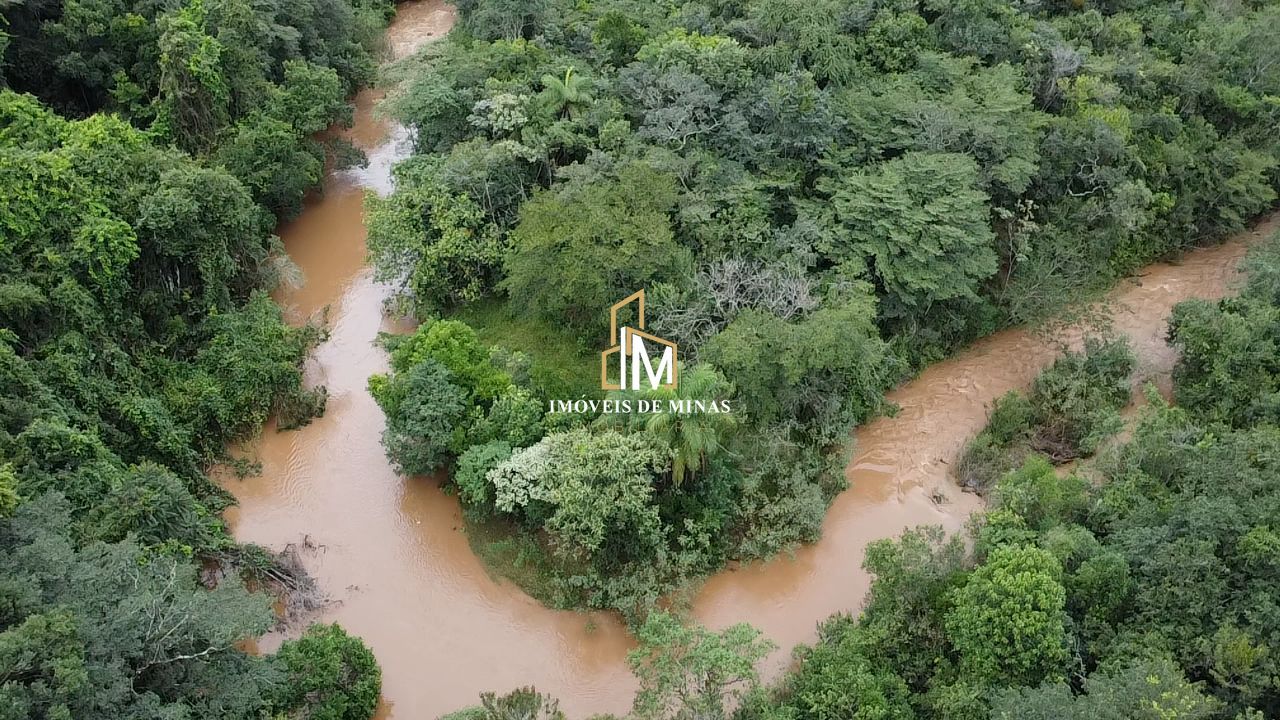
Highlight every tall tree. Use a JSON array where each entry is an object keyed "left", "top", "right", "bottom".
[
  {"left": 819, "top": 152, "right": 998, "bottom": 319},
  {"left": 628, "top": 612, "right": 774, "bottom": 720}
]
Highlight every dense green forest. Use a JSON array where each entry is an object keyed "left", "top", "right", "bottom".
[
  {"left": 366, "top": 0, "right": 1280, "bottom": 618},
  {"left": 0, "top": 0, "right": 389, "bottom": 715},
  {"left": 452, "top": 233, "right": 1280, "bottom": 720},
  {"left": 4, "top": 0, "right": 1280, "bottom": 716}
]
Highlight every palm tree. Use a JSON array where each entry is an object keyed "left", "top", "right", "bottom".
[
  {"left": 539, "top": 67, "right": 594, "bottom": 120},
  {"left": 640, "top": 365, "right": 737, "bottom": 488}
]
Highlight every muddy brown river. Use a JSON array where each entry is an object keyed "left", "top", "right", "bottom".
[{"left": 221, "top": 2, "right": 1280, "bottom": 717}]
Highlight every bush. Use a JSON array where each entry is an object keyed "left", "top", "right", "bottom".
[
  {"left": 454, "top": 440, "right": 514, "bottom": 514},
  {"left": 1168, "top": 237, "right": 1280, "bottom": 428},
  {"left": 470, "top": 386, "right": 545, "bottom": 448},
  {"left": 955, "top": 391, "right": 1035, "bottom": 492},
  {"left": 478, "top": 688, "right": 564, "bottom": 720},
  {"left": 956, "top": 435, "right": 1016, "bottom": 495},
  {"left": 373, "top": 359, "right": 470, "bottom": 475},
  {"left": 986, "top": 390, "right": 1036, "bottom": 445},
  {"left": 956, "top": 339, "right": 1133, "bottom": 492},
  {"left": 990, "top": 456, "right": 1088, "bottom": 532},
  {"left": 1028, "top": 338, "right": 1134, "bottom": 459},
  {"left": 365, "top": 156, "right": 507, "bottom": 314},
  {"left": 272, "top": 623, "right": 382, "bottom": 720}
]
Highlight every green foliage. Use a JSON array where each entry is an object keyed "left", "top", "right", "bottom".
[
  {"left": 366, "top": 156, "right": 507, "bottom": 314},
  {"left": 1028, "top": 338, "right": 1134, "bottom": 458},
  {"left": 605, "top": 364, "right": 736, "bottom": 487},
  {"left": 388, "top": 320, "right": 512, "bottom": 401},
  {"left": 454, "top": 440, "right": 514, "bottom": 514},
  {"left": 628, "top": 612, "right": 775, "bottom": 720},
  {"left": 0, "top": 89, "right": 324, "bottom": 517},
  {"left": 594, "top": 11, "right": 647, "bottom": 67},
  {"left": 370, "top": 0, "right": 1280, "bottom": 629},
  {"left": 539, "top": 67, "right": 594, "bottom": 121},
  {"left": 958, "top": 338, "right": 1134, "bottom": 492},
  {"left": 456, "top": 0, "right": 549, "bottom": 42},
  {"left": 452, "top": 299, "right": 600, "bottom": 401},
  {"left": 945, "top": 545, "right": 1068, "bottom": 687},
  {"left": 84, "top": 462, "right": 213, "bottom": 547},
  {"left": 990, "top": 457, "right": 1087, "bottom": 532},
  {"left": 373, "top": 358, "right": 469, "bottom": 475},
  {"left": 502, "top": 164, "right": 692, "bottom": 334},
  {"left": 470, "top": 386, "right": 545, "bottom": 449},
  {"left": 742, "top": 262, "right": 1280, "bottom": 718},
  {"left": 854, "top": 526, "right": 970, "bottom": 692},
  {"left": 0, "top": 0, "right": 390, "bottom": 715},
  {"left": 702, "top": 292, "right": 890, "bottom": 442},
  {"left": 488, "top": 428, "right": 668, "bottom": 568},
  {"left": 182, "top": 293, "right": 326, "bottom": 445},
  {"left": 0, "top": 465, "right": 18, "bottom": 517},
  {"left": 1169, "top": 234, "right": 1280, "bottom": 427},
  {"left": 479, "top": 687, "right": 564, "bottom": 720},
  {"left": 0, "top": 44, "right": 367, "bottom": 720},
  {"left": 819, "top": 152, "right": 998, "bottom": 318},
  {"left": 775, "top": 620, "right": 914, "bottom": 720},
  {"left": 367, "top": 0, "right": 1280, "bottom": 706},
  {"left": 272, "top": 623, "right": 382, "bottom": 720},
  {"left": 3, "top": 0, "right": 389, "bottom": 163},
  {"left": 984, "top": 390, "right": 1037, "bottom": 446},
  {"left": 372, "top": 318, "right": 535, "bottom": 475},
  {"left": 991, "top": 658, "right": 1220, "bottom": 720},
  {"left": 728, "top": 427, "right": 845, "bottom": 559},
  {"left": 0, "top": 495, "right": 276, "bottom": 719}
]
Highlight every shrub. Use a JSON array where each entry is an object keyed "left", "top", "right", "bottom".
[
  {"left": 374, "top": 359, "right": 470, "bottom": 475},
  {"left": 478, "top": 688, "right": 564, "bottom": 720},
  {"left": 985, "top": 390, "right": 1035, "bottom": 445},
  {"left": 454, "top": 440, "right": 514, "bottom": 514},
  {"left": 990, "top": 456, "right": 1088, "bottom": 532},
  {"left": 272, "top": 623, "right": 382, "bottom": 720},
  {"left": 471, "top": 386, "right": 545, "bottom": 447},
  {"left": 1027, "top": 337, "right": 1134, "bottom": 459},
  {"left": 955, "top": 391, "right": 1035, "bottom": 492},
  {"left": 956, "top": 338, "right": 1133, "bottom": 493}
]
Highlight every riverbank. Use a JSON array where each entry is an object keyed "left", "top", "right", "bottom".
[
  {"left": 222, "top": 3, "right": 644, "bottom": 717},
  {"left": 220, "top": 2, "right": 1280, "bottom": 715}
]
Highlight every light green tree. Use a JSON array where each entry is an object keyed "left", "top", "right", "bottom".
[
  {"left": 945, "top": 545, "right": 1068, "bottom": 687},
  {"left": 629, "top": 612, "right": 775, "bottom": 720},
  {"left": 819, "top": 152, "right": 997, "bottom": 316},
  {"left": 539, "top": 67, "right": 594, "bottom": 120}
]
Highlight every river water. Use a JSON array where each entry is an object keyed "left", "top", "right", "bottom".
[{"left": 221, "top": 2, "right": 1280, "bottom": 716}]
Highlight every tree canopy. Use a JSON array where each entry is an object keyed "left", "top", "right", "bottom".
[{"left": 0, "top": 0, "right": 390, "bottom": 715}]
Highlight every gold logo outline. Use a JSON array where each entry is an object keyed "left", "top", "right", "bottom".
[{"left": 600, "top": 289, "right": 678, "bottom": 391}]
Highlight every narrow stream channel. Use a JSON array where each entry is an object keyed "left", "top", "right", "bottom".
[{"left": 220, "top": 3, "right": 1280, "bottom": 716}]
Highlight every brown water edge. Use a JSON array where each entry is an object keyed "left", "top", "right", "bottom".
[
  {"left": 692, "top": 212, "right": 1279, "bottom": 679},
  {"left": 223, "top": 3, "right": 640, "bottom": 718},
  {"left": 219, "top": 2, "right": 1280, "bottom": 714}
]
